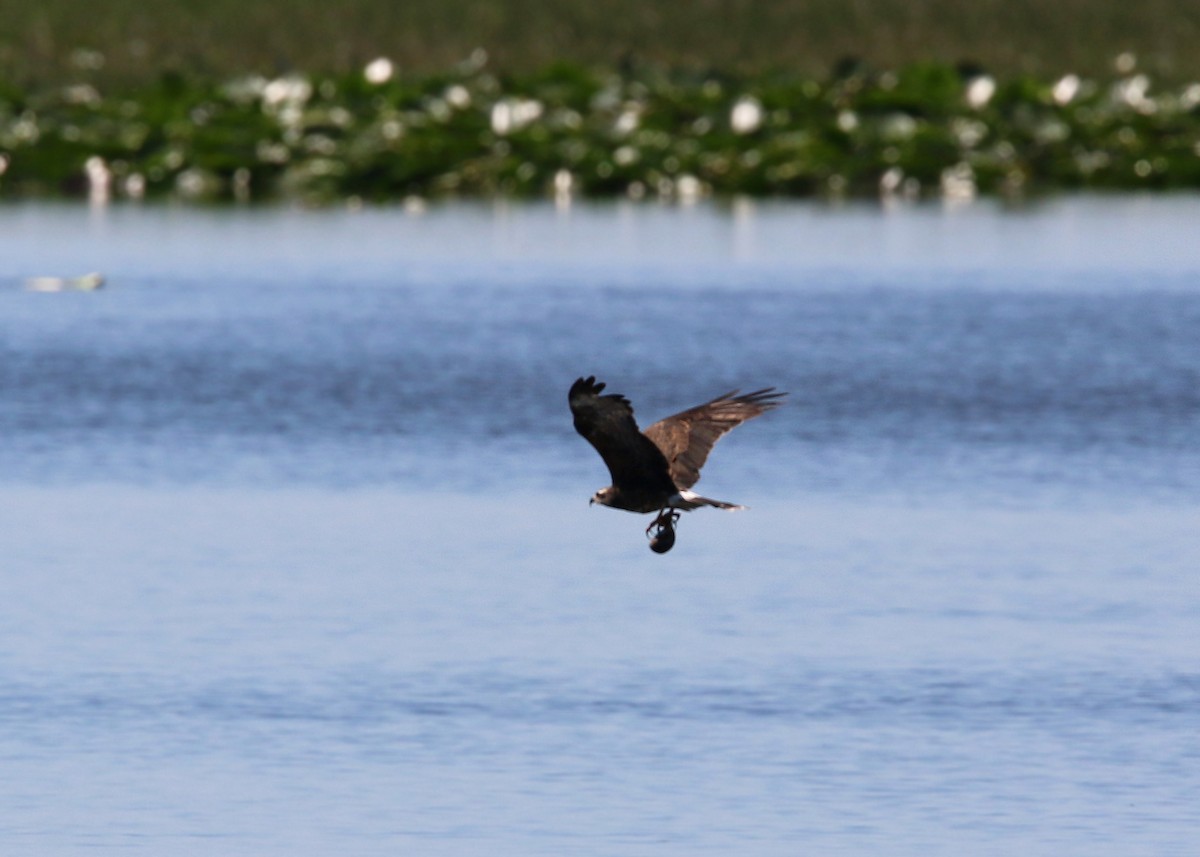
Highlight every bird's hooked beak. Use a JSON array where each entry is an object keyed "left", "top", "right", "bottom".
[{"left": 588, "top": 497, "right": 595, "bottom": 506}]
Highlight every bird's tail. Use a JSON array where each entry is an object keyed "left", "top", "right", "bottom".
[{"left": 672, "top": 490, "right": 746, "bottom": 511}]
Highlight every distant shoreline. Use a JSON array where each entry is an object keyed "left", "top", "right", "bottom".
[{"left": 7, "top": 0, "right": 1200, "bottom": 87}]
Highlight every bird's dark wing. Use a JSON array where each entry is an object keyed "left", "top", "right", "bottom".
[
  {"left": 643, "top": 387, "right": 786, "bottom": 489},
  {"left": 569, "top": 376, "right": 674, "bottom": 491}
]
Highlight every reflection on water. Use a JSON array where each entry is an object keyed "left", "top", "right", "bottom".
[{"left": 1, "top": 199, "right": 1198, "bottom": 855}]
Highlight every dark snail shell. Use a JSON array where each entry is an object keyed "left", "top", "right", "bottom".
[{"left": 648, "top": 522, "right": 676, "bottom": 553}]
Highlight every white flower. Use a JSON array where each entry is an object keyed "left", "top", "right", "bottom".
[
  {"left": 965, "top": 75, "right": 996, "bottom": 109},
  {"left": 444, "top": 84, "right": 471, "bottom": 109},
  {"left": 85, "top": 156, "right": 111, "bottom": 202},
  {"left": 553, "top": 169, "right": 574, "bottom": 202},
  {"left": 364, "top": 57, "right": 394, "bottom": 85},
  {"left": 879, "top": 167, "right": 904, "bottom": 196},
  {"left": 676, "top": 174, "right": 703, "bottom": 202},
  {"left": 262, "top": 75, "right": 312, "bottom": 109},
  {"left": 490, "top": 98, "right": 543, "bottom": 135},
  {"left": 951, "top": 117, "right": 988, "bottom": 148},
  {"left": 730, "top": 96, "right": 764, "bottom": 134},
  {"left": 882, "top": 113, "right": 918, "bottom": 141},
  {"left": 1052, "top": 74, "right": 1081, "bottom": 106},
  {"left": 124, "top": 173, "right": 146, "bottom": 198},
  {"left": 614, "top": 106, "right": 640, "bottom": 135},
  {"left": 940, "top": 162, "right": 976, "bottom": 200},
  {"left": 1114, "top": 74, "right": 1154, "bottom": 113}
]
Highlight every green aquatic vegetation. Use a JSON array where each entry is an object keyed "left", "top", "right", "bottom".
[{"left": 2, "top": 59, "right": 1200, "bottom": 202}]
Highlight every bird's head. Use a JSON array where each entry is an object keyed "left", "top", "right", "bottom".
[{"left": 590, "top": 487, "right": 617, "bottom": 507}]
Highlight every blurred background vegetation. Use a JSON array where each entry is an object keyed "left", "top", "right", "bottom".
[
  {"left": 4, "top": 1, "right": 1200, "bottom": 200},
  {"left": 5, "top": 0, "right": 1200, "bottom": 87}
]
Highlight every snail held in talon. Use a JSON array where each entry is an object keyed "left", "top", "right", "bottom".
[
  {"left": 648, "top": 516, "right": 677, "bottom": 554},
  {"left": 646, "top": 508, "right": 681, "bottom": 554},
  {"left": 569, "top": 376, "right": 785, "bottom": 554}
]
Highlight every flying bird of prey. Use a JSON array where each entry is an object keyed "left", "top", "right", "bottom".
[{"left": 569, "top": 376, "right": 785, "bottom": 553}]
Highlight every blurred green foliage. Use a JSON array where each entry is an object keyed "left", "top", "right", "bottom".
[
  {"left": 4, "top": 0, "right": 1200, "bottom": 200},
  {"left": 3, "top": 58, "right": 1200, "bottom": 201}
]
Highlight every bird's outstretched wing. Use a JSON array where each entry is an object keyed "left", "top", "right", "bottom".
[
  {"left": 569, "top": 376, "right": 674, "bottom": 491},
  {"left": 643, "top": 387, "right": 786, "bottom": 489}
]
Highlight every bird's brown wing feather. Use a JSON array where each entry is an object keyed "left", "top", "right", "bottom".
[
  {"left": 643, "top": 387, "right": 786, "bottom": 489},
  {"left": 569, "top": 376, "right": 675, "bottom": 493}
]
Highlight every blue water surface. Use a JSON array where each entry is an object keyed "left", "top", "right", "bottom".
[{"left": 1, "top": 197, "right": 1198, "bottom": 855}]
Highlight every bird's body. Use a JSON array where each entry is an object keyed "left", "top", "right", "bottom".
[{"left": 568, "top": 376, "right": 784, "bottom": 549}]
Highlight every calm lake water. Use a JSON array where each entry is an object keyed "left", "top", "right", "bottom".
[{"left": 1, "top": 197, "right": 1198, "bottom": 855}]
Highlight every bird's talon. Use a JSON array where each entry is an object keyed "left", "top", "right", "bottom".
[{"left": 645, "top": 508, "right": 679, "bottom": 535}]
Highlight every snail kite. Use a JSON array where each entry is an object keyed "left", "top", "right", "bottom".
[{"left": 568, "top": 376, "right": 785, "bottom": 552}]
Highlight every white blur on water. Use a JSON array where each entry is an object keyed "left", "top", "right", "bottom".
[{"left": 1, "top": 196, "right": 1198, "bottom": 856}]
